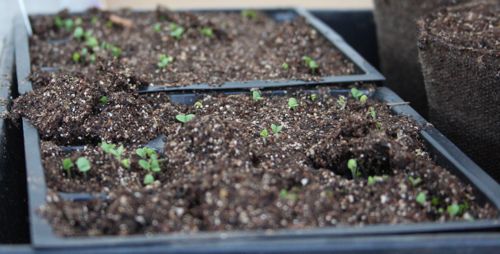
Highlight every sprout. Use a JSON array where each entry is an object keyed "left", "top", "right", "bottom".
[
  {"left": 136, "top": 147, "right": 156, "bottom": 159},
  {"left": 252, "top": 90, "right": 263, "bottom": 101},
  {"left": 169, "top": 23, "right": 185, "bottom": 39},
  {"left": 54, "top": 16, "right": 64, "bottom": 28},
  {"left": 309, "top": 94, "right": 318, "bottom": 101},
  {"left": 367, "top": 176, "right": 376, "bottom": 186},
  {"left": 408, "top": 176, "right": 422, "bottom": 187},
  {"left": 281, "top": 62, "right": 289, "bottom": 70},
  {"left": 143, "top": 173, "right": 155, "bottom": 185},
  {"left": 350, "top": 88, "right": 364, "bottom": 100},
  {"left": 76, "top": 157, "right": 91, "bottom": 176},
  {"left": 110, "top": 46, "right": 122, "bottom": 58},
  {"left": 85, "top": 36, "right": 99, "bottom": 49},
  {"left": 368, "top": 107, "right": 377, "bottom": 119},
  {"left": 73, "top": 26, "right": 84, "bottom": 39},
  {"left": 62, "top": 158, "right": 74, "bottom": 176},
  {"left": 64, "top": 19, "right": 74, "bottom": 31},
  {"left": 288, "top": 97, "right": 299, "bottom": 110},
  {"left": 416, "top": 192, "right": 427, "bottom": 206},
  {"left": 194, "top": 101, "right": 203, "bottom": 109},
  {"left": 176, "top": 114, "right": 195, "bottom": 123},
  {"left": 153, "top": 23, "right": 162, "bottom": 32},
  {"left": 279, "top": 189, "right": 298, "bottom": 201},
  {"left": 302, "top": 56, "right": 319, "bottom": 73},
  {"left": 367, "top": 176, "right": 384, "bottom": 186},
  {"left": 200, "top": 27, "right": 214, "bottom": 38},
  {"left": 241, "top": 10, "right": 257, "bottom": 19},
  {"left": 99, "top": 96, "right": 109, "bottom": 105},
  {"left": 136, "top": 147, "right": 162, "bottom": 185},
  {"left": 72, "top": 52, "right": 81, "bottom": 63},
  {"left": 139, "top": 159, "right": 150, "bottom": 170},
  {"left": 336, "top": 95, "right": 347, "bottom": 110},
  {"left": 271, "top": 124, "right": 283, "bottom": 135},
  {"left": 447, "top": 204, "right": 460, "bottom": 216},
  {"left": 157, "top": 54, "right": 174, "bottom": 68},
  {"left": 360, "top": 95, "right": 368, "bottom": 104},
  {"left": 347, "top": 159, "right": 360, "bottom": 179},
  {"left": 260, "top": 128, "right": 269, "bottom": 138},
  {"left": 121, "top": 158, "right": 131, "bottom": 169}
]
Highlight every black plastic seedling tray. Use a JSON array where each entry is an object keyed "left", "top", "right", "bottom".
[
  {"left": 15, "top": 8, "right": 384, "bottom": 94},
  {"left": 13, "top": 8, "right": 500, "bottom": 252}
]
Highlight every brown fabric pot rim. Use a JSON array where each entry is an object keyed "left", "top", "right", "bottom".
[{"left": 417, "top": 0, "right": 500, "bottom": 57}]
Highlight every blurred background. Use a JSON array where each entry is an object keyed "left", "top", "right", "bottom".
[{"left": 22, "top": 0, "right": 373, "bottom": 13}]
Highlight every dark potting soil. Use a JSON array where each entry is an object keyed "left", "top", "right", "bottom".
[
  {"left": 419, "top": 1, "right": 499, "bottom": 51},
  {"left": 29, "top": 8, "right": 357, "bottom": 87},
  {"left": 11, "top": 71, "right": 497, "bottom": 236}
]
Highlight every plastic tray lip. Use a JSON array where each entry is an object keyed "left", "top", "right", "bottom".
[
  {"left": 18, "top": 7, "right": 384, "bottom": 93},
  {"left": 14, "top": 11, "right": 500, "bottom": 250}
]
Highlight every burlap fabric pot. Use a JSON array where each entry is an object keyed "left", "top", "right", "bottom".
[
  {"left": 418, "top": 1, "right": 500, "bottom": 181},
  {"left": 373, "top": 0, "right": 470, "bottom": 116}
]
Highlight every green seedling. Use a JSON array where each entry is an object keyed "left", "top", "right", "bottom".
[
  {"left": 102, "top": 42, "right": 122, "bottom": 58},
  {"left": 139, "top": 159, "right": 150, "bottom": 170},
  {"left": 271, "top": 124, "right": 283, "bottom": 135},
  {"left": 279, "top": 189, "right": 298, "bottom": 202},
  {"left": 241, "top": 10, "right": 257, "bottom": 19},
  {"left": 76, "top": 157, "right": 91, "bottom": 176},
  {"left": 85, "top": 36, "right": 99, "bottom": 49},
  {"left": 288, "top": 97, "right": 299, "bottom": 110},
  {"left": 64, "top": 18, "right": 74, "bottom": 31},
  {"left": 194, "top": 101, "right": 203, "bottom": 109},
  {"left": 143, "top": 173, "right": 155, "bottom": 185},
  {"left": 62, "top": 158, "right": 74, "bottom": 176},
  {"left": 302, "top": 56, "right": 319, "bottom": 73},
  {"left": 408, "top": 176, "right": 422, "bottom": 187},
  {"left": 360, "top": 95, "right": 368, "bottom": 104},
  {"left": 367, "top": 176, "right": 376, "bottom": 186},
  {"left": 281, "top": 62, "right": 289, "bottom": 70},
  {"left": 100, "top": 142, "right": 128, "bottom": 170},
  {"left": 368, "top": 107, "right": 377, "bottom": 119},
  {"left": 200, "top": 27, "right": 214, "bottom": 38},
  {"left": 336, "top": 95, "right": 347, "bottom": 110},
  {"left": 99, "top": 96, "right": 109, "bottom": 105},
  {"left": 121, "top": 158, "right": 131, "bottom": 169},
  {"left": 176, "top": 114, "right": 195, "bottom": 123},
  {"left": 309, "top": 94, "right": 318, "bottom": 101},
  {"left": 252, "top": 90, "right": 263, "bottom": 101},
  {"left": 416, "top": 192, "right": 427, "bottom": 206},
  {"left": 169, "top": 23, "right": 185, "bottom": 39},
  {"left": 136, "top": 147, "right": 162, "bottom": 185},
  {"left": 347, "top": 159, "right": 361, "bottom": 179},
  {"left": 88, "top": 54, "right": 96, "bottom": 63},
  {"left": 73, "top": 26, "right": 84, "bottom": 39},
  {"left": 367, "top": 176, "right": 384, "bottom": 186},
  {"left": 54, "top": 16, "right": 64, "bottom": 28},
  {"left": 260, "top": 128, "right": 269, "bottom": 138},
  {"left": 431, "top": 196, "right": 441, "bottom": 207},
  {"left": 157, "top": 54, "right": 174, "bottom": 68},
  {"left": 153, "top": 23, "right": 162, "bottom": 32},
  {"left": 136, "top": 147, "right": 156, "bottom": 159},
  {"left": 447, "top": 204, "right": 460, "bottom": 217},
  {"left": 350, "top": 88, "right": 364, "bottom": 100},
  {"left": 110, "top": 45, "right": 122, "bottom": 57},
  {"left": 72, "top": 52, "right": 81, "bottom": 63}
]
